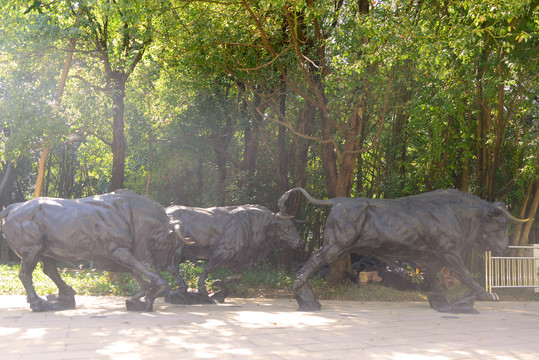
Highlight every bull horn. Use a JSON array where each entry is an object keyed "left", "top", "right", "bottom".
[
  {"left": 276, "top": 212, "right": 295, "bottom": 220},
  {"left": 174, "top": 224, "right": 195, "bottom": 245},
  {"left": 496, "top": 206, "right": 529, "bottom": 223}
]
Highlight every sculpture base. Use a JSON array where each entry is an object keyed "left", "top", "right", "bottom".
[
  {"left": 30, "top": 294, "right": 76, "bottom": 312},
  {"left": 164, "top": 289, "right": 217, "bottom": 305},
  {"left": 126, "top": 298, "right": 154, "bottom": 312},
  {"left": 428, "top": 292, "right": 479, "bottom": 314}
]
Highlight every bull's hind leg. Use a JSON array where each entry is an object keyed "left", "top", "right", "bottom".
[
  {"left": 18, "top": 252, "right": 58, "bottom": 312},
  {"left": 293, "top": 243, "right": 348, "bottom": 311},
  {"left": 111, "top": 248, "right": 168, "bottom": 312},
  {"left": 41, "top": 257, "right": 76, "bottom": 310}
]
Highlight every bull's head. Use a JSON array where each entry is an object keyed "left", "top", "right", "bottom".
[
  {"left": 168, "top": 219, "right": 195, "bottom": 246},
  {"left": 478, "top": 204, "right": 528, "bottom": 255},
  {"left": 274, "top": 212, "right": 303, "bottom": 250}
]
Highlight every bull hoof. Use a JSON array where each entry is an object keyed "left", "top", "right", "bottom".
[
  {"left": 475, "top": 290, "right": 498, "bottom": 301},
  {"left": 294, "top": 283, "right": 321, "bottom": 311},
  {"left": 164, "top": 289, "right": 191, "bottom": 304},
  {"left": 428, "top": 293, "right": 479, "bottom": 314},
  {"left": 30, "top": 298, "right": 62, "bottom": 312},
  {"left": 210, "top": 289, "right": 230, "bottom": 303},
  {"left": 164, "top": 289, "right": 215, "bottom": 305},
  {"left": 126, "top": 298, "right": 153, "bottom": 312},
  {"left": 46, "top": 294, "right": 76, "bottom": 310},
  {"left": 449, "top": 300, "right": 479, "bottom": 314},
  {"left": 193, "top": 291, "right": 218, "bottom": 304}
]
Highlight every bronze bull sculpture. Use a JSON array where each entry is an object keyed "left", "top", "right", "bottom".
[
  {"left": 0, "top": 190, "right": 188, "bottom": 312},
  {"left": 279, "top": 188, "right": 528, "bottom": 314},
  {"left": 165, "top": 204, "right": 303, "bottom": 304}
]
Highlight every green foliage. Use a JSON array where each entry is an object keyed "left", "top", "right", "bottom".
[
  {"left": 0, "top": 0, "right": 537, "bottom": 251},
  {"left": 0, "top": 263, "right": 139, "bottom": 296}
]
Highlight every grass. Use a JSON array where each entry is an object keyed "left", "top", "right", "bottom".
[{"left": 1, "top": 261, "right": 538, "bottom": 302}]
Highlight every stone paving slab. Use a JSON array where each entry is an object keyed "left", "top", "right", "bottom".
[{"left": 1, "top": 295, "right": 539, "bottom": 359}]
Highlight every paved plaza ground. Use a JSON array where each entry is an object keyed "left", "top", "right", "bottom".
[{"left": 1, "top": 295, "right": 538, "bottom": 359}]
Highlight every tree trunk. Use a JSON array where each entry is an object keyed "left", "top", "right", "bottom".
[
  {"left": 0, "top": 162, "right": 14, "bottom": 205},
  {"left": 145, "top": 92, "right": 153, "bottom": 196},
  {"left": 277, "top": 75, "right": 289, "bottom": 193},
  {"left": 518, "top": 180, "right": 539, "bottom": 247},
  {"left": 475, "top": 47, "right": 491, "bottom": 197},
  {"left": 34, "top": 147, "right": 50, "bottom": 197},
  {"left": 320, "top": 112, "right": 338, "bottom": 198},
  {"left": 487, "top": 50, "right": 507, "bottom": 201},
  {"left": 109, "top": 71, "right": 127, "bottom": 191},
  {"left": 216, "top": 151, "right": 228, "bottom": 206},
  {"left": 512, "top": 178, "right": 534, "bottom": 246},
  {"left": 293, "top": 104, "right": 315, "bottom": 188}
]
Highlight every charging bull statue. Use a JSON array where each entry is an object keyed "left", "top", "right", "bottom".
[
  {"left": 165, "top": 204, "right": 303, "bottom": 304},
  {"left": 278, "top": 188, "right": 528, "bottom": 314},
  {"left": 0, "top": 190, "right": 189, "bottom": 312}
]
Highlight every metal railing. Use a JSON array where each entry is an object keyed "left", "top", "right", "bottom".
[{"left": 485, "top": 245, "right": 539, "bottom": 297}]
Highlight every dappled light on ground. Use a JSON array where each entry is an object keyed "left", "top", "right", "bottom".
[{"left": 1, "top": 295, "right": 538, "bottom": 359}]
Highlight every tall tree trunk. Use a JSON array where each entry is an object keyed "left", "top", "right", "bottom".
[
  {"left": 216, "top": 151, "right": 228, "bottom": 205},
  {"left": 293, "top": 104, "right": 315, "bottom": 188},
  {"left": 109, "top": 71, "right": 127, "bottom": 191},
  {"left": 278, "top": 102, "right": 315, "bottom": 271},
  {"left": 145, "top": 92, "right": 153, "bottom": 196},
  {"left": 0, "top": 162, "right": 14, "bottom": 206},
  {"left": 518, "top": 180, "right": 539, "bottom": 247},
  {"left": 320, "top": 110, "right": 338, "bottom": 198},
  {"left": 34, "top": 147, "right": 50, "bottom": 198},
  {"left": 241, "top": 95, "right": 262, "bottom": 187},
  {"left": 327, "top": 104, "right": 366, "bottom": 284},
  {"left": 487, "top": 50, "right": 507, "bottom": 201},
  {"left": 326, "top": 0, "right": 371, "bottom": 283},
  {"left": 512, "top": 178, "right": 534, "bottom": 246},
  {"left": 475, "top": 47, "right": 490, "bottom": 197},
  {"left": 277, "top": 76, "right": 289, "bottom": 193}
]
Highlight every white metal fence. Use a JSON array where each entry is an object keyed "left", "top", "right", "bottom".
[{"left": 485, "top": 245, "right": 539, "bottom": 296}]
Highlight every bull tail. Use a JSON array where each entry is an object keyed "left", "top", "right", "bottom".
[{"left": 278, "top": 187, "right": 339, "bottom": 213}]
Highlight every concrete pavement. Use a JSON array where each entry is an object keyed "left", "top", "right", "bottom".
[{"left": 1, "top": 295, "right": 538, "bottom": 359}]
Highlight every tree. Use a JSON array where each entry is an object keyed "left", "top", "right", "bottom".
[{"left": 72, "top": 0, "right": 156, "bottom": 191}]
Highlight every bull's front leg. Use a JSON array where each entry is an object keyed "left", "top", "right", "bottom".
[
  {"left": 197, "top": 266, "right": 218, "bottom": 303},
  {"left": 195, "top": 252, "right": 230, "bottom": 304},
  {"left": 430, "top": 251, "right": 487, "bottom": 314},
  {"left": 111, "top": 248, "right": 168, "bottom": 312},
  {"left": 293, "top": 243, "right": 346, "bottom": 311}
]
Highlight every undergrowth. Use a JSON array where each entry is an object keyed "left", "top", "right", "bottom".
[{"left": 1, "top": 261, "right": 537, "bottom": 302}]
